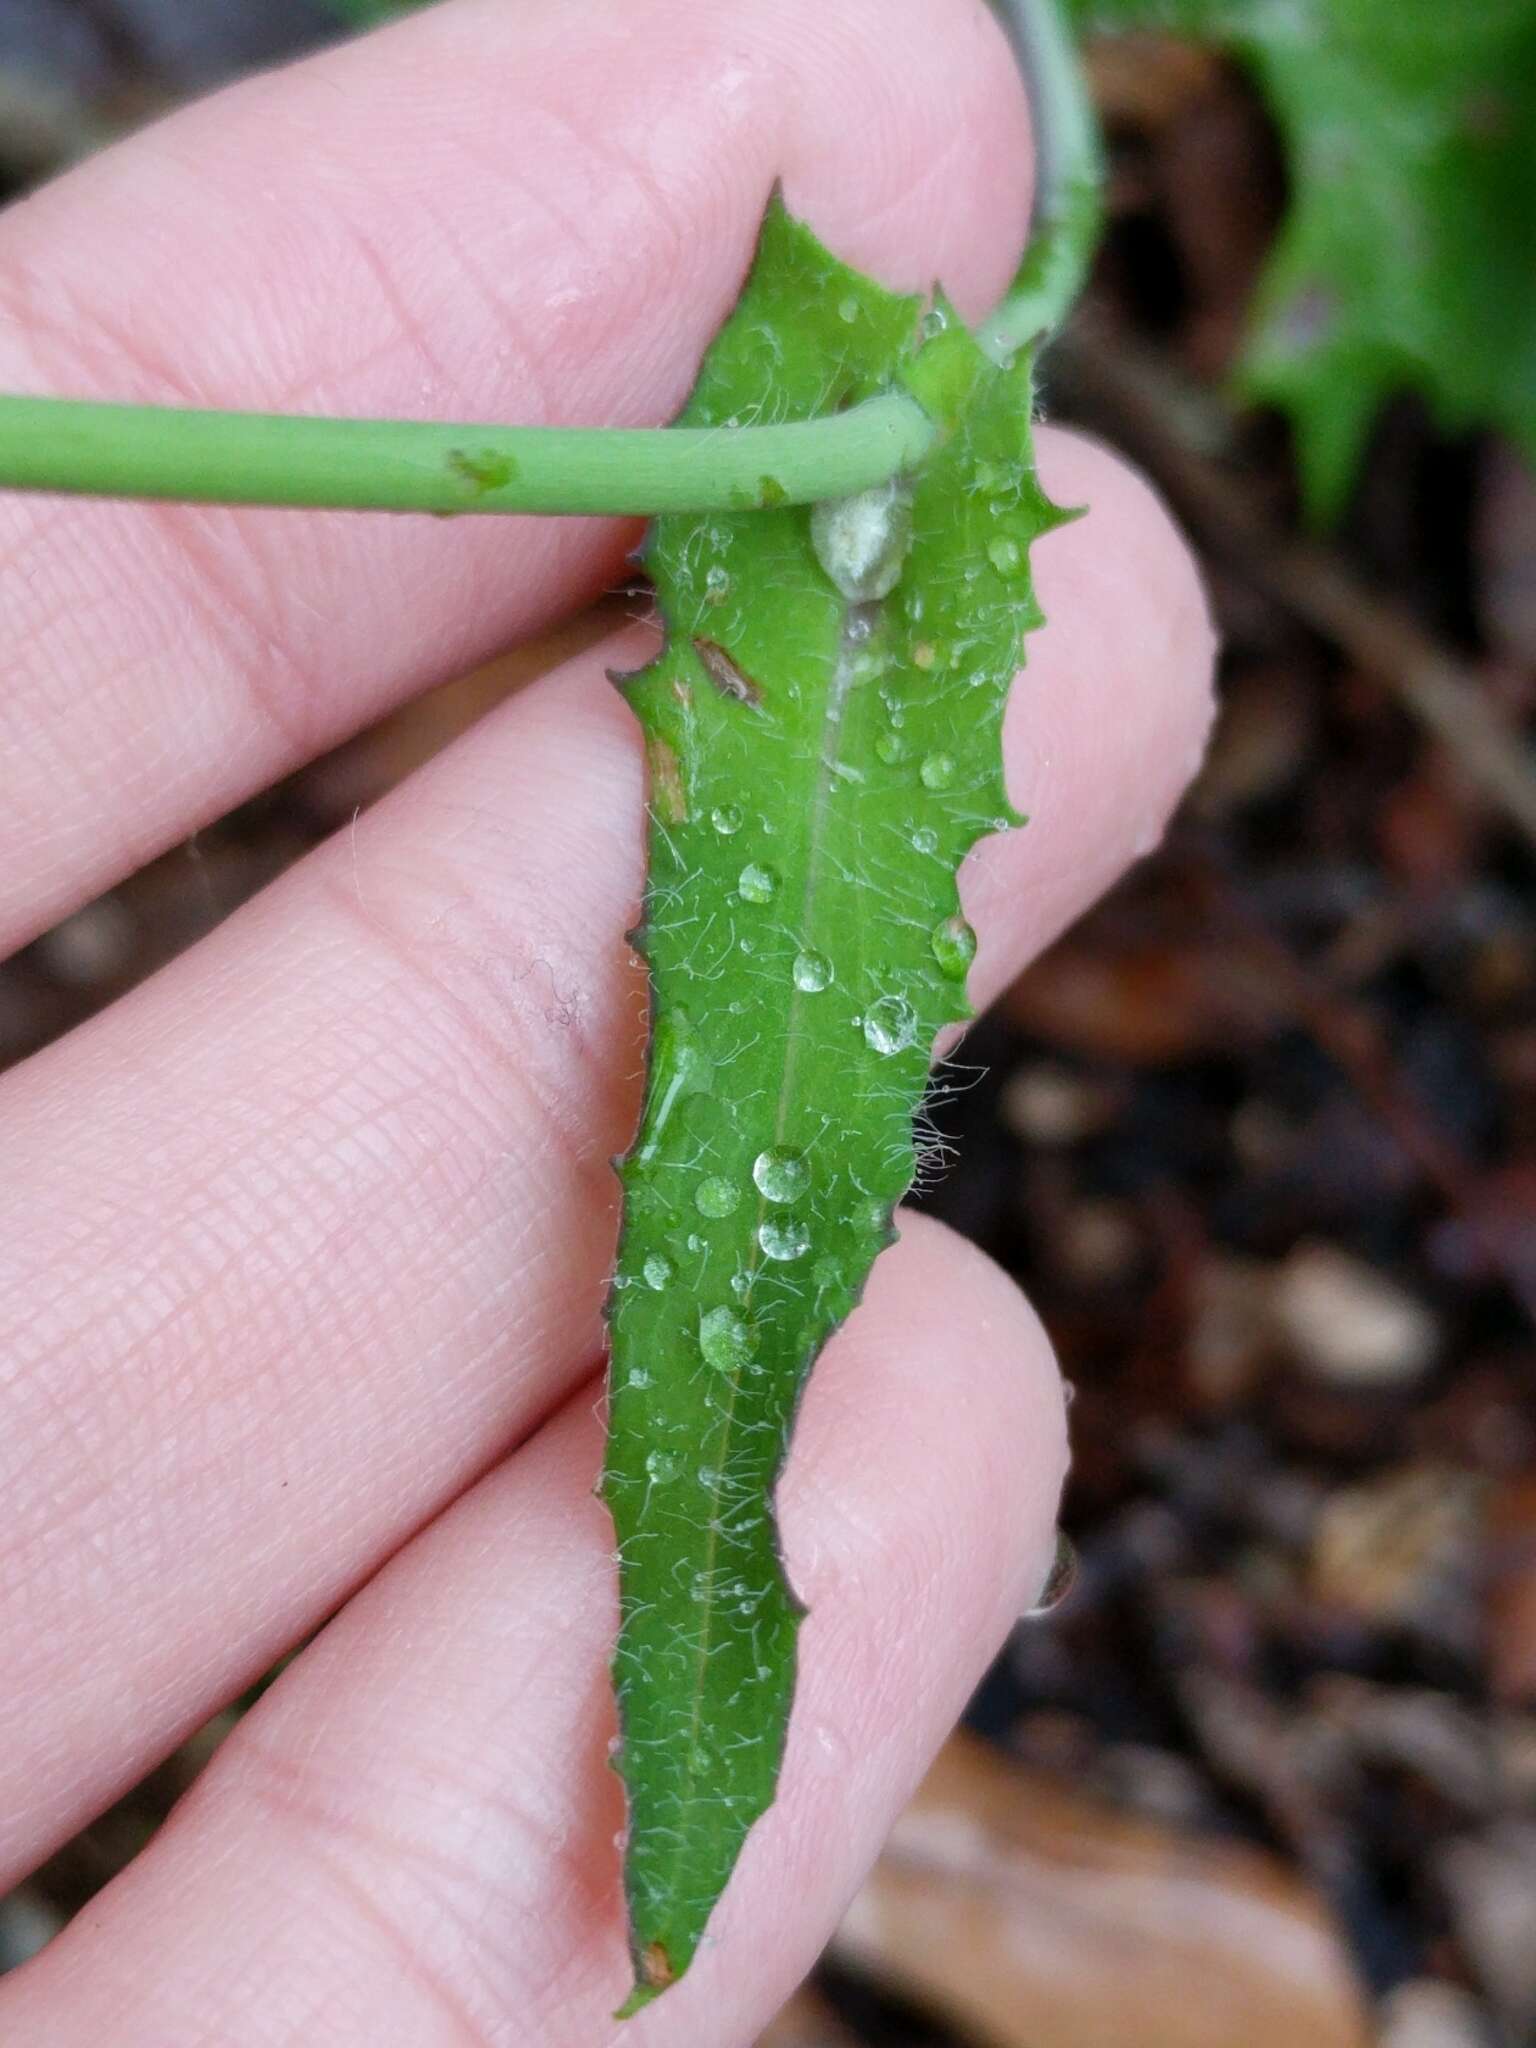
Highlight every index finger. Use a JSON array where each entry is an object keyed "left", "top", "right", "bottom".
[{"left": 0, "top": 0, "right": 1032, "bottom": 953}]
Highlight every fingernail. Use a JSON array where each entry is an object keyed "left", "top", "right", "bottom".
[{"left": 1024, "top": 1529, "right": 1078, "bottom": 1618}]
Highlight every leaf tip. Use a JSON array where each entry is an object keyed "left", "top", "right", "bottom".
[{"left": 615, "top": 1940, "right": 677, "bottom": 2019}]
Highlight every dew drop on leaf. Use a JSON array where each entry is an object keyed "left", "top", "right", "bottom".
[
  {"left": 642, "top": 1253, "right": 675, "bottom": 1291},
  {"left": 919, "top": 751, "right": 956, "bottom": 790},
  {"left": 759, "top": 1216, "right": 812, "bottom": 1262},
  {"left": 875, "top": 731, "right": 907, "bottom": 765},
  {"left": 837, "top": 295, "right": 860, "bottom": 325},
  {"left": 646, "top": 1450, "right": 681, "bottom": 1484},
  {"left": 711, "top": 804, "right": 744, "bottom": 836},
  {"left": 699, "top": 1305, "right": 756, "bottom": 1373},
  {"left": 695, "top": 1175, "right": 742, "bottom": 1219},
  {"left": 704, "top": 565, "right": 731, "bottom": 605},
  {"left": 738, "top": 862, "right": 779, "bottom": 904},
  {"left": 792, "top": 949, "right": 833, "bottom": 993},
  {"left": 862, "top": 994, "right": 918, "bottom": 1056},
  {"left": 930, "top": 914, "right": 978, "bottom": 981},
  {"left": 752, "top": 1148, "right": 810, "bottom": 1203},
  {"left": 988, "top": 535, "right": 1022, "bottom": 575},
  {"left": 911, "top": 826, "right": 939, "bottom": 855},
  {"left": 811, "top": 481, "right": 913, "bottom": 603}
]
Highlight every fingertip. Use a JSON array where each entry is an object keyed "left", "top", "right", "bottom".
[
  {"left": 1030, "top": 428, "right": 1219, "bottom": 805},
  {"left": 960, "top": 428, "right": 1219, "bottom": 986},
  {"left": 784, "top": 1209, "right": 1069, "bottom": 1635}
]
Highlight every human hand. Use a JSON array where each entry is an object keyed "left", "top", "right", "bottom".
[{"left": 0, "top": 2, "right": 1214, "bottom": 2039}]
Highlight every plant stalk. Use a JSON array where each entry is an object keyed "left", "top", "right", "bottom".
[
  {"left": 0, "top": 390, "right": 936, "bottom": 517},
  {"left": 982, "top": 0, "right": 1105, "bottom": 362},
  {"left": 0, "top": 0, "right": 1099, "bottom": 519}
]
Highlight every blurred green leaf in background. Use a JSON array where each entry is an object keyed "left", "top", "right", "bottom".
[
  {"left": 1071, "top": 0, "right": 1536, "bottom": 521},
  {"left": 321, "top": 0, "right": 429, "bottom": 25}
]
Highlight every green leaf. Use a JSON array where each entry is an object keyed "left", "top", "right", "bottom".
[
  {"left": 603, "top": 198, "right": 1064, "bottom": 2012},
  {"left": 1069, "top": 0, "right": 1536, "bottom": 520},
  {"left": 319, "top": 0, "right": 429, "bottom": 25}
]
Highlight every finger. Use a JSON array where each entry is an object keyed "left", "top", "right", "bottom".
[
  {"left": 0, "top": 1212, "right": 1067, "bottom": 2046},
  {"left": 0, "top": 0, "right": 1033, "bottom": 954},
  {"left": 0, "top": 428, "right": 1215, "bottom": 1880}
]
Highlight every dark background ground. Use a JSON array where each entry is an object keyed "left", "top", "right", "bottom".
[{"left": 2, "top": 10, "right": 1534, "bottom": 2046}]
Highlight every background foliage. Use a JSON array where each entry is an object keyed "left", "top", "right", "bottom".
[{"left": 1071, "top": 0, "right": 1536, "bottom": 519}]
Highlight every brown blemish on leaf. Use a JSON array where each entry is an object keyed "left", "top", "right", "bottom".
[
  {"left": 693, "top": 637, "right": 762, "bottom": 707},
  {"left": 640, "top": 1942, "right": 676, "bottom": 1990},
  {"left": 647, "top": 737, "right": 687, "bottom": 825}
]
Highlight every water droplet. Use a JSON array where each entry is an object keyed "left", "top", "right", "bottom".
[
  {"left": 753, "top": 1147, "right": 810, "bottom": 1203},
  {"left": 642, "top": 1252, "right": 674, "bottom": 1292},
  {"left": 920, "top": 751, "right": 956, "bottom": 791},
  {"left": 921, "top": 304, "right": 951, "bottom": 340},
  {"left": 810, "top": 1720, "right": 853, "bottom": 1778},
  {"left": 811, "top": 481, "right": 913, "bottom": 603},
  {"left": 699, "top": 1305, "right": 756, "bottom": 1374},
  {"left": 876, "top": 731, "right": 907, "bottom": 765},
  {"left": 704, "top": 564, "right": 731, "bottom": 605},
  {"left": 812, "top": 1254, "right": 842, "bottom": 1288},
  {"left": 711, "top": 803, "right": 743, "bottom": 836},
  {"left": 695, "top": 1175, "right": 741, "bottom": 1219},
  {"left": 930, "top": 914, "right": 977, "bottom": 981},
  {"left": 911, "top": 826, "right": 939, "bottom": 855},
  {"left": 686, "top": 1231, "right": 706, "bottom": 1253},
  {"left": 837, "top": 294, "right": 861, "bottom": 325},
  {"left": 738, "top": 862, "right": 778, "bottom": 904},
  {"left": 988, "top": 535, "right": 1022, "bottom": 576},
  {"left": 792, "top": 949, "right": 833, "bottom": 993},
  {"left": 862, "top": 994, "right": 918, "bottom": 1056},
  {"left": 626, "top": 1367, "right": 652, "bottom": 1390},
  {"left": 759, "top": 1216, "right": 811, "bottom": 1262},
  {"left": 646, "top": 1449, "right": 681, "bottom": 1484}
]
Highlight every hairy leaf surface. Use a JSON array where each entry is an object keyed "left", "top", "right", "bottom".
[{"left": 604, "top": 199, "right": 1064, "bottom": 2011}]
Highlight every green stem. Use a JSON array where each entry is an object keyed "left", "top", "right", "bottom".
[
  {"left": 0, "top": 0, "right": 1098, "bottom": 519},
  {"left": 981, "top": 0, "right": 1104, "bottom": 362},
  {"left": 0, "top": 390, "right": 935, "bottom": 517}
]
